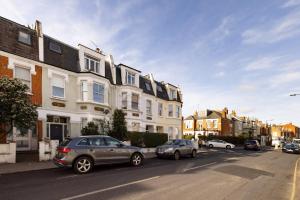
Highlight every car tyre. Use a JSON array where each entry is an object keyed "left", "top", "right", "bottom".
[
  {"left": 73, "top": 156, "right": 93, "bottom": 174},
  {"left": 191, "top": 149, "right": 197, "bottom": 158},
  {"left": 208, "top": 144, "right": 213, "bottom": 148},
  {"left": 131, "top": 153, "right": 143, "bottom": 166},
  {"left": 174, "top": 151, "right": 180, "bottom": 160},
  {"left": 226, "top": 145, "right": 231, "bottom": 149}
]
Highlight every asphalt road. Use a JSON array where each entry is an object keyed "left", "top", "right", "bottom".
[{"left": 0, "top": 148, "right": 299, "bottom": 200}]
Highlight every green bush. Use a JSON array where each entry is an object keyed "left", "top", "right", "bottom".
[
  {"left": 127, "top": 132, "right": 168, "bottom": 148},
  {"left": 198, "top": 135, "right": 245, "bottom": 145}
]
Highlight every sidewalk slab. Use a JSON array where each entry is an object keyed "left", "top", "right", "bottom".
[{"left": 0, "top": 161, "right": 55, "bottom": 175}]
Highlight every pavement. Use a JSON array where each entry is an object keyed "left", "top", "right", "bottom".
[{"left": 0, "top": 147, "right": 299, "bottom": 200}]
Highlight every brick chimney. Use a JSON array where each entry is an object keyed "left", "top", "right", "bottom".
[{"left": 222, "top": 107, "right": 228, "bottom": 118}]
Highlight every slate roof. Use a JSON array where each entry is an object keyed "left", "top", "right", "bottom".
[
  {"left": 44, "top": 35, "right": 80, "bottom": 72},
  {"left": 184, "top": 115, "right": 194, "bottom": 120},
  {"left": 105, "top": 61, "right": 113, "bottom": 84},
  {"left": 155, "top": 81, "right": 169, "bottom": 101},
  {"left": 139, "top": 76, "right": 155, "bottom": 96},
  {"left": 115, "top": 65, "right": 122, "bottom": 85}
]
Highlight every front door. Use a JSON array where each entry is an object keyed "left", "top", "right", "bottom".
[{"left": 50, "top": 124, "right": 63, "bottom": 142}]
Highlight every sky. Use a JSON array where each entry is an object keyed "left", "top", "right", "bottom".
[{"left": 1, "top": 0, "right": 300, "bottom": 125}]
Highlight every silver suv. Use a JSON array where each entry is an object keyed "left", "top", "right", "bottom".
[
  {"left": 156, "top": 139, "right": 197, "bottom": 160},
  {"left": 53, "top": 135, "right": 144, "bottom": 174}
]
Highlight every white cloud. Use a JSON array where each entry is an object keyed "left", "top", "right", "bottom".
[
  {"left": 238, "top": 84, "right": 257, "bottom": 92},
  {"left": 245, "top": 56, "right": 281, "bottom": 71},
  {"left": 214, "top": 71, "right": 225, "bottom": 77},
  {"left": 270, "top": 71, "right": 300, "bottom": 87},
  {"left": 282, "top": 0, "right": 300, "bottom": 8},
  {"left": 242, "top": 9, "right": 300, "bottom": 44}
]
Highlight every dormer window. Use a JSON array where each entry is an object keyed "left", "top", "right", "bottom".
[
  {"left": 84, "top": 55, "right": 100, "bottom": 74},
  {"left": 49, "top": 41, "right": 62, "bottom": 54},
  {"left": 170, "top": 89, "right": 176, "bottom": 100},
  {"left": 145, "top": 82, "right": 151, "bottom": 91},
  {"left": 18, "top": 31, "right": 31, "bottom": 45},
  {"left": 157, "top": 85, "right": 163, "bottom": 92},
  {"left": 126, "top": 71, "right": 135, "bottom": 85}
]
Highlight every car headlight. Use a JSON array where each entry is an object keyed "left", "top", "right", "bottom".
[{"left": 165, "top": 147, "right": 174, "bottom": 152}]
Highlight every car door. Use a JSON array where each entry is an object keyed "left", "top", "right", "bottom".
[
  {"left": 214, "top": 140, "right": 222, "bottom": 148},
  {"left": 179, "top": 140, "right": 188, "bottom": 155},
  {"left": 103, "top": 137, "right": 131, "bottom": 163},
  {"left": 89, "top": 137, "right": 108, "bottom": 163}
]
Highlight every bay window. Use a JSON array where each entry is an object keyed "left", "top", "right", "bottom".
[
  {"left": 158, "top": 103, "right": 163, "bottom": 116},
  {"left": 93, "top": 82, "right": 104, "bottom": 103},
  {"left": 176, "top": 105, "right": 180, "bottom": 118},
  {"left": 131, "top": 93, "right": 139, "bottom": 110},
  {"left": 122, "top": 92, "right": 127, "bottom": 109},
  {"left": 168, "top": 104, "right": 173, "bottom": 117},
  {"left": 146, "top": 100, "right": 152, "bottom": 115},
  {"left": 80, "top": 81, "right": 88, "bottom": 101}
]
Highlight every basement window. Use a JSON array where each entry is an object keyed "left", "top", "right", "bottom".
[
  {"left": 49, "top": 41, "right": 62, "bottom": 54},
  {"left": 18, "top": 31, "right": 31, "bottom": 45}
]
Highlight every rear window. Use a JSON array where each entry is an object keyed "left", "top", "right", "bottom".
[
  {"left": 77, "top": 138, "right": 91, "bottom": 146},
  {"left": 60, "top": 138, "right": 72, "bottom": 147}
]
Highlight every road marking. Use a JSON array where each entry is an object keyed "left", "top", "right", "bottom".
[
  {"left": 56, "top": 175, "right": 78, "bottom": 180},
  {"left": 290, "top": 157, "right": 300, "bottom": 200},
  {"left": 183, "top": 162, "right": 217, "bottom": 172},
  {"left": 61, "top": 176, "right": 160, "bottom": 200}
]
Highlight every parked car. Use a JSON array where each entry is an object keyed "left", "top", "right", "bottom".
[
  {"left": 53, "top": 135, "right": 144, "bottom": 174},
  {"left": 244, "top": 140, "right": 261, "bottom": 151},
  {"left": 292, "top": 139, "right": 300, "bottom": 145},
  {"left": 206, "top": 140, "right": 235, "bottom": 149},
  {"left": 282, "top": 143, "right": 300, "bottom": 154},
  {"left": 156, "top": 139, "right": 197, "bottom": 160}
]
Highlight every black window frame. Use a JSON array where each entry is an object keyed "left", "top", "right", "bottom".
[
  {"left": 49, "top": 41, "right": 62, "bottom": 54},
  {"left": 18, "top": 31, "right": 32, "bottom": 46}
]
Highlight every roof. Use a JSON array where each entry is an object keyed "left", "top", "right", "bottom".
[
  {"left": 139, "top": 76, "right": 155, "bottom": 96},
  {"left": 44, "top": 35, "right": 80, "bottom": 72},
  {"left": 155, "top": 81, "right": 169, "bottom": 101},
  {"left": 184, "top": 115, "right": 194, "bottom": 120},
  {"left": 105, "top": 61, "right": 113, "bottom": 84},
  {"left": 118, "top": 63, "right": 141, "bottom": 73}
]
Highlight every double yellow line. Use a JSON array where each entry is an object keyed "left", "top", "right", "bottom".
[{"left": 291, "top": 157, "right": 300, "bottom": 200}]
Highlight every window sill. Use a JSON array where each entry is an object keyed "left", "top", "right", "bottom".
[
  {"left": 50, "top": 96, "right": 67, "bottom": 101},
  {"left": 76, "top": 100, "right": 110, "bottom": 108}
]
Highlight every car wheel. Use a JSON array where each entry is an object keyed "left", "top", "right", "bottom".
[
  {"left": 226, "top": 145, "right": 231, "bottom": 149},
  {"left": 191, "top": 150, "right": 197, "bottom": 158},
  {"left": 131, "top": 153, "right": 143, "bottom": 166},
  {"left": 73, "top": 156, "right": 93, "bottom": 174},
  {"left": 174, "top": 151, "right": 180, "bottom": 160},
  {"left": 208, "top": 144, "right": 213, "bottom": 148}
]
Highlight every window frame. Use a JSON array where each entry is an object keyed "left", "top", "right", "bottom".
[
  {"left": 14, "top": 65, "right": 32, "bottom": 92},
  {"left": 84, "top": 55, "right": 100, "bottom": 74},
  {"left": 49, "top": 41, "right": 62, "bottom": 54},
  {"left": 121, "top": 92, "right": 128, "bottom": 109},
  {"left": 176, "top": 105, "right": 180, "bottom": 118},
  {"left": 80, "top": 80, "right": 88, "bottom": 101},
  {"left": 168, "top": 104, "right": 173, "bottom": 117},
  {"left": 93, "top": 82, "right": 105, "bottom": 103},
  {"left": 126, "top": 71, "right": 135, "bottom": 85},
  {"left": 158, "top": 102, "right": 163, "bottom": 117},
  {"left": 146, "top": 100, "right": 152, "bottom": 115},
  {"left": 51, "top": 74, "right": 65, "bottom": 99},
  {"left": 18, "top": 31, "right": 31, "bottom": 45},
  {"left": 131, "top": 93, "right": 139, "bottom": 110}
]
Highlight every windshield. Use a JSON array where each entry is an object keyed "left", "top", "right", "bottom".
[{"left": 165, "top": 139, "right": 181, "bottom": 145}]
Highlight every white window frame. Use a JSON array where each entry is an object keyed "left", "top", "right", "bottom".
[
  {"left": 168, "top": 104, "right": 173, "bottom": 117},
  {"left": 14, "top": 65, "right": 32, "bottom": 92},
  {"left": 121, "top": 92, "right": 128, "bottom": 109},
  {"left": 18, "top": 31, "right": 31, "bottom": 45},
  {"left": 146, "top": 100, "right": 152, "bottom": 115},
  {"left": 131, "top": 93, "right": 139, "bottom": 110},
  {"left": 51, "top": 74, "right": 65, "bottom": 99},
  {"left": 93, "top": 82, "right": 105, "bottom": 103},
  {"left": 80, "top": 80, "right": 88, "bottom": 101},
  {"left": 170, "top": 89, "right": 176, "bottom": 100},
  {"left": 126, "top": 71, "right": 135, "bottom": 85},
  {"left": 176, "top": 105, "right": 180, "bottom": 118},
  {"left": 84, "top": 56, "right": 100, "bottom": 74},
  {"left": 158, "top": 103, "right": 163, "bottom": 117}
]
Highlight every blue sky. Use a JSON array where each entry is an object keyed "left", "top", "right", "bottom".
[{"left": 1, "top": 0, "right": 300, "bottom": 125}]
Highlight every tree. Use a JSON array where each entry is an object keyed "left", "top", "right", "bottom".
[
  {"left": 81, "top": 122, "right": 100, "bottom": 135},
  {"left": 109, "top": 109, "right": 127, "bottom": 141},
  {"left": 0, "top": 77, "right": 38, "bottom": 143}
]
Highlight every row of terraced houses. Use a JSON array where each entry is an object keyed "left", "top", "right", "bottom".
[{"left": 0, "top": 17, "right": 183, "bottom": 151}]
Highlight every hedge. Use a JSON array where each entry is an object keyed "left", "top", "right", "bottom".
[
  {"left": 127, "top": 132, "right": 168, "bottom": 148},
  {"left": 198, "top": 135, "right": 246, "bottom": 145}
]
